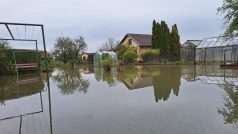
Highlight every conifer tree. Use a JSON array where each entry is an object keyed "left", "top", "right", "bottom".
[
  {"left": 152, "top": 20, "right": 157, "bottom": 48},
  {"left": 170, "top": 24, "right": 181, "bottom": 60},
  {"left": 160, "top": 21, "right": 170, "bottom": 60},
  {"left": 156, "top": 22, "right": 161, "bottom": 49},
  {"left": 151, "top": 20, "right": 180, "bottom": 61}
]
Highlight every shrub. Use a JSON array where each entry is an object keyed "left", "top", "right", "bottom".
[
  {"left": 116, "top": 45, "right": 138, "bottom": 64},
  {"left": 0, "top": 57, "right": 16, "bottom": 75},
  {"left": 122, "top": 49, "right": 138, "bottom": 64},
  {"left": 102, "top": 55, "right": 113, "bottom": 71},
  {"left": 141, "top": 49, "right": 160, "bottom": 61},
  {"left": 116, "top": 45, "right": 127, "bottom": 60},
  {"left": 0, "top": 50, "right": 41, "bottom": 75}
]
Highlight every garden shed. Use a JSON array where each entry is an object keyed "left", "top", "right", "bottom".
[{"left": 196, "top": 36, "right": 238, "bottom": 63}]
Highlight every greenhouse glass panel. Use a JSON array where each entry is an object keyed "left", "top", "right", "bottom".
[
  {"left": 214, "top": 38, "right": 225, "bottom": 47},
  {"left": 93, "top": 51, "right": 118, "bottom": 66},
  {"left": 206, "top": 39, "right": 217, "bottom": 48},
  {"left": 221, "top": 38, "right": 233, "bottom": 46},
  {"left": 197, "top": 40, "right": 208, "bottom": 48},
  {"left": 196, "top": 36, "right": 238, "bottom": 62}
]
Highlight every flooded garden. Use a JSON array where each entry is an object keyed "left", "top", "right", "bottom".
[{"left": 0, "top": 65, "right": 238, "bottom": 134}]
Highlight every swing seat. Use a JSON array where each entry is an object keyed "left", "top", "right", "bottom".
[{"left": 15, "top": 63, "right": 38, "bottom": 70}]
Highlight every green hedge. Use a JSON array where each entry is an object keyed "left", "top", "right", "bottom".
[
  {"left": 141, "top": 49, "right": 160, "bottom": 61},
  {"left": 0, "top": 50, "right": 40, "bottom": 75}
]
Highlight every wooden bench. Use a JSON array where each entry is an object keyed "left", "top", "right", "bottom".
[{"left": 15, "top": 63, "right": 38, "bottom": 70}]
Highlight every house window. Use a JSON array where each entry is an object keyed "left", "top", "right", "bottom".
[{"left": 128, "top": 39, "right": 132, "bottom": 45}]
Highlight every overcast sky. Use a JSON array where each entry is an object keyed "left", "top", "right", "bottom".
[{"left": 0, "top": 0, "right": 225, "bottom": 52}]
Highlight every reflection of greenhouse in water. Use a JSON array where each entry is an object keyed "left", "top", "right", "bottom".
[
  {"left": 181, "top": 65, "right": 238, "bottom": 87},
  {"left": 94, "top": 67, "right": 118, "bottom": 87},
  {"left": 196, "top": 36, "right": 238, "bottom": 63},
  {"left": 93, "top": 51, "right": 118, "bottom": 66}
]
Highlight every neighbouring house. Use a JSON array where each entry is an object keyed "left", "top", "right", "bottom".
[
  {"left": 81, "top": 53, "right": 95, "bottom": 64},
  {"left": 117, "top": 33, "right": 152, "bottom": 60},
  {"left": 180, "top": 40, "right": 202, "bottom": 61}
]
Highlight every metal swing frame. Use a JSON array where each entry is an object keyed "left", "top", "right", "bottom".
[{"left": 0, "top": 22, "right": 48, "bottom": 73}]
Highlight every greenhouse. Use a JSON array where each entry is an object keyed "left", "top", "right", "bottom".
[
  {"left": 93, "top": 51, "right": 118, "bottom": 66},
  {"left": 196, "top": 36, "right": 238, "bottom": 63},
  {"left": 181, "top": 40, "right": 202, "bottom": 61}
]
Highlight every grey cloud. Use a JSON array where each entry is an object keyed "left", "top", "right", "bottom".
[{"left": 0, "top": 0, "right": 224, "bottom": 51}]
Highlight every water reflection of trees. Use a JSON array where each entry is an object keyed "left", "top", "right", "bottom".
[
  {"left": 116, "top": 65, "right": 181, "bottom": 103},
  {"left": 88, "top": 65, "right": 182, "bottom": 102},
  {"left": 53, "top": 68, "right": 89, "bottom": 95},
  {"left": 153, "top": 66, "right": 181, "bottom": 102},
  {"left": 218, "top": 83, "right": 238, "bottom": 126}
]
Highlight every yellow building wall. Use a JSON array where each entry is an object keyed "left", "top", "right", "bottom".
[
  {"left": 120, "top": 36, "right": 151, "bottom": 60},
  {"left": 81, "top": 54, "right": 89, "bottom": 61}
]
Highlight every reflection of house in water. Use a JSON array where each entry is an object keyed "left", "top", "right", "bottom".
[
  {"left": 82, "top": 66, "right": 94, "bottom": 74},
  {"left": 118, "top": 66, "right": 182, "bottom": 103},
  {"left": 123, "top": 77, "right": 153, "bottom": 90},
  {"left": 119, "top": 66, "right": 153, "bottom": 90}
]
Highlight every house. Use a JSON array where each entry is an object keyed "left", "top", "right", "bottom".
[
  {"left": 180, "top": 40, "right": 202, "bottom": 61},
  {"left": 81, "top": 52, "right": 95, "bottom": 63},
  {"left": 82, "top": 53, "right": 94, "bottom": 61},
  {"left": 117, "top": 33, "right": 152, "bottom": 60}
]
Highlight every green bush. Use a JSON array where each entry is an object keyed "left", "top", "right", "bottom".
[
  {"left": 0, "top": 50, "right": 40, "bottom": 75},
  {"left": 141, "top": 49, "right": 160, "bottom": 61},
  {"left": 0, "top": 57, "right": 16, "bottom": 75},
  {"left": 116, "top": 45, "right": 127, "bottom": 60},
  {"left": 102, "top": 55, "right": 113, "bottom": 71},
  {"left": 122, "top": 49, "right": 138, "bottom": 64},
  {"left": 116, "top": 45, "right": 138, "bottom": 64}
]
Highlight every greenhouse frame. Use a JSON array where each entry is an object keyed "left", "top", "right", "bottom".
[
  {"left": 93, "top": 51, "right": 118, "bottom": 66},
  {"left": 181, "top": 40, "right": 202, "bottom": 61},
  {"left": 195, "top": 36, "right": 238, "bottom": 63}
]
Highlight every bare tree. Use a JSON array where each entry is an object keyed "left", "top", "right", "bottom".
[
  {"left": 68, "top": 36, "right": 87, "bottom": 67},
  {"left": 53, "top": 36, "right": 87, "bottom": 66},
  {"left": 53, "top": 37, "right": 72, "bottom": 64},
  {"left": 99, "top": 38, "right": 120, "bottom": 51}
]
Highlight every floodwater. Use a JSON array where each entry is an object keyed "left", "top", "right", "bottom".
[{"left": 0, "top": 65, "right": 238, "bottom": 134}]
